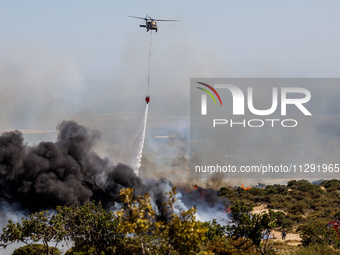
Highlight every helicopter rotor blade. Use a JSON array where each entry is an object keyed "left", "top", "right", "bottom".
[
  {"left": 127, "top": 15, "right": 148, "bottom": 20},
  {"left": 128, "top": 15, "right": 178, "bottom": 22},
  {"left": 146, "top": 15, "right": 154, "bottom": 21},
  {"left": 152, "top": 19, "right": 178, "bottom": 22}
]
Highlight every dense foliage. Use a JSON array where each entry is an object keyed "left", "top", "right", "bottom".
[
  {"left": 1, "top": 188, "right": 208, "bottom": 255},
  {"left": 2, "top": 179, "right": 340, "bottom": 254},
  {"left": 219, "top": 179, "right": 340, "bottom": 230},
  {"left": 12, "top": 244, "right": 61, "bottom": 255},
  {"left": 226, "top": 200, "right": 277, "bottom": 254}
]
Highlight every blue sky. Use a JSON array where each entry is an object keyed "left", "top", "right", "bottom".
[
  {"left": 2, "top": 0, "right": 340, "bottom": 78},
  {"left": 0, "top": 0, "right": 339, "bottom": 129}
]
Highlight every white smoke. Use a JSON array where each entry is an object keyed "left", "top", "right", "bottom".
[{"left": 0, "top": 200, "right": 26, "bottom": 255}]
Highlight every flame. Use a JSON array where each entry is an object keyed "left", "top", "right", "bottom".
[
  {"left": 241, "top": 184, "right": 251, "bottom": 190},
  {"left": 193, "top": 184, "right": 205, "bottom": 199}
]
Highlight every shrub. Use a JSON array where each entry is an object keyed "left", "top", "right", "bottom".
[
  {"left": 288, "top": 202, "right": 307, "bottom": 215},
  {"left": 290, "top": 243, "right": 340, "bottom": 255},
  {"left": 202, "top": 219, "right": 227, "bottom": 242},
  {"left": 321, "top": 179, "right": 340, "bottom": 190},
  {"left": 289, "top": 214, "right": 305, "bottom": 224},
  {"left": 248, "top": 187, "right": 265, "bottom": 196},
  {"left": 298, "top": 221, "right": 339, "bottom": 247},
  {"left": 12, "top": 244, "right": 61, "bottom": 255}
]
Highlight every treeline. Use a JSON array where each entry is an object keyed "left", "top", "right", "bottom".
[
  {"left": 0, "top": 188, "right": 279, "bottom": 255},
  {"left": 219, "top": 179, "right": 340, "bottom": 231},
  {"left": 2, "top": 180, "right": 340, "bottom": 254}
]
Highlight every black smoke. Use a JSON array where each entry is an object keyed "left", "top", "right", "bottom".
[
  {"left": 0, "top": 120, "right": 172, "bottom": 220},
  {"left": 180, "top": 186, "right": 230, "bottom": 213}
]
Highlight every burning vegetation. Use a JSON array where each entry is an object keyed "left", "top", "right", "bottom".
[
  {"left": 1, "top": 123, "right": 340, "bottom": 254},
  {"left": 0, "top": 121, "right": 233, "bottom": 254},
  {"left": 0, "top": 121, "right": 178, "bottom": 222},
  {"left": 241, "top": 184, "right": 252, "bottom": 190}
]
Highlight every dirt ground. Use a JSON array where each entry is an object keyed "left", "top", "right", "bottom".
[
  {"left": 252, "top": 205, "right": 301, "bottom": 246},
  {"left": 271, "top": 230, "right": 301, "bottom": 245},
  {"left": 252, "top": 205, "right": 286, "bottom": 215}
]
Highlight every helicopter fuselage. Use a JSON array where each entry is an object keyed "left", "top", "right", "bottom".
[
  {"left": 148, "top": 21, "right": 157, "bottom": 30},
  {"left": 139, "top": 21, "right": 158, "bottom": 32},
  {"left": 146, "top": 21, "right": 157, "bottom": 32}
]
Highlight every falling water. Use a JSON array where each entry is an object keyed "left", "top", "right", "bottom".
[{"left": 130, "top": 104, "right": 149, "bottom": 175}]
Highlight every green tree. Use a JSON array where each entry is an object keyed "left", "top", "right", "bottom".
[
  {"left": 298, "top": 221, "right": 339, "bottom": 247},
  {"left": 0, "top": 210, "right": 65, "bottom": 255},
  {"left": 227, "top": 200, "right": 277, "bottom": 255},
  {"left": 0, "top": 202, "right": 126, "bottom": 255},
  {"left": 202, "top": 219, "right": 227, "bottom": 242},
  {"left": 202, "top": 219, "right": 260, "bottom": 255},
  {"left": 12, "top": 244, "right": 61, "bottom": 255},
  {"left": 290, "top": 243, "right": 340, "bottom": 255},
  {"left": 58, "top": 201, "right": 125, "bottom": 255},
  {"left": 321, "top": 179, "right": 340, "bottom": 191}
]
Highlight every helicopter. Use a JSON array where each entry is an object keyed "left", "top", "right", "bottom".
[{"left": 128, "top": 15, "right": 178, "bottom": 32}]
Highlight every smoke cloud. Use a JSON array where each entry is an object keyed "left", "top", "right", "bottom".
[
  {"left": 179, "top": 185, "right": 230, "bottom": 223},
  {"left": 0, "top": 120, "right": 175, "bottom": 219},
  {"left": 0, "top": 120, "right": 229, "bottom": 224}
]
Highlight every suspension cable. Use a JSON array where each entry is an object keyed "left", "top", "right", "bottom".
[{"left": 147, "top": 30, "right": 152, "bottom": 95}]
